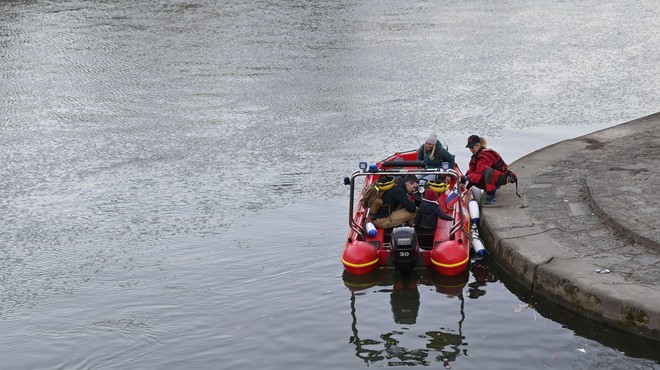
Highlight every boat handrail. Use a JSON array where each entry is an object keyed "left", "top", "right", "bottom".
[
  {"left": 449, "top": 188, "right": 471, "bottom": 239},
  {"left": 348, "top": 168, "right": 464, "bottom": 241},
  {"left": 450, "top": 222, "right": 470, "bottom": 240}
]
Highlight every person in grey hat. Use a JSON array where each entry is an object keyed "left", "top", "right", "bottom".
[{"left": 416, "top": 132, "right": 455, "bottom": 184}]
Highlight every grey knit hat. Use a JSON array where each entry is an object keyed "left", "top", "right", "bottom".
[{"left": 425, "top": 133, "right": 437, "bottom": 144}]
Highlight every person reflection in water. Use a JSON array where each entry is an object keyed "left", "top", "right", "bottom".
[
  {"left": 347, "top": 272, "right": 466, "bottom": 367},
  {"left": 390, "top": 276, "right": 420, "bottom": 325}
]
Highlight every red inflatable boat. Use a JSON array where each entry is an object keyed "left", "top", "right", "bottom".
[{"left": 341, "top": 150, "right": 481, "bottom": 276}]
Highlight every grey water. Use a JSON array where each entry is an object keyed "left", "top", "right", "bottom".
[{"left": 1, "top": 1, "right": 659, "bottom": 369}]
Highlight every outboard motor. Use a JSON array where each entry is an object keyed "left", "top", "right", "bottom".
[{"left": 390, "top": 226, "right": 419, "bottom": 275}]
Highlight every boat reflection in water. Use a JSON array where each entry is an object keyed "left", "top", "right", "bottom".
[{"left": 343, "top": 259, "right": 497, "bottom": 367}]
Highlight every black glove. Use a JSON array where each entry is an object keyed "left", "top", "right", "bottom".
[
  {"left": 507, "top": 172, "right": 518, "bottom": 183},
  {"left": 460, "top": 175, "right": 467, "bottom": 184}
]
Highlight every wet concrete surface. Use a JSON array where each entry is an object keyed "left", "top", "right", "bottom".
[{"left": 480, "top": 112, "right": 660, "bottom": 341}]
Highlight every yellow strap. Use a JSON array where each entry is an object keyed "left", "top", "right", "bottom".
[
  {"left": 431, "top": 255, "right": 469, "bottom": 268},
  {"left": 342, "top": 257, "right": 379, "bottom": 268}
]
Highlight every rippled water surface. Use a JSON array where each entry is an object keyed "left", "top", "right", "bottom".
[{"left": 1, "top": 1, "right": 659, "bottom": 369}]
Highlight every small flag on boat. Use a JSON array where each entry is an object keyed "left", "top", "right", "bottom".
[{"left": 446, "top": 186, "right": 459, "bottom": 210}]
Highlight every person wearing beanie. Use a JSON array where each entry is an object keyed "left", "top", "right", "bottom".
[
  {"left": 464, "top": 134, "right": 512, "bottom": 205},
  {"left": 414, "top": 188, "right": 453, "bottom": 230},
  {"left": 417, "top": 132, "right": 455, "bottom": 184}
]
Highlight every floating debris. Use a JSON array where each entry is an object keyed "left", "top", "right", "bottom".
[
  {"left": 513, "top": 303, "right": 534, "bottom": 313},
  {"left": 596, "top": 269, "right": 611, "bottom": 274}
]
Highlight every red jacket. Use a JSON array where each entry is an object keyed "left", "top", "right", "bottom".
[{"left": 466, "top": 148, "right": 508, "bottom": 186}]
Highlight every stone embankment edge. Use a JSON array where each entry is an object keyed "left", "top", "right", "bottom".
[
  {"left": 585, "top": 179, "right": 660, "bottom": 253},
  {"left": 478, "top": 116, "right": 660, "bottom": 342}
]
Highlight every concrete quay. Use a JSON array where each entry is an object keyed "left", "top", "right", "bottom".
[{"left": 480, "top": 112, "right": 660, "bottom": 341}]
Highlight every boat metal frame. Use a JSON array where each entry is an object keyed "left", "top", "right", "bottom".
[{"left": 347, "top": 164, "right": 467, "bottom": 242}]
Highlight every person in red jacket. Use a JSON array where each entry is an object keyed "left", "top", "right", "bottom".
[{"left": 464, "top": 135, "right": 511, "bottom": 205}]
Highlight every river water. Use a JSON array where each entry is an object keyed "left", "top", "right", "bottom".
[{"left": 1, "top": 1, "right": 659, "bottom": 369}]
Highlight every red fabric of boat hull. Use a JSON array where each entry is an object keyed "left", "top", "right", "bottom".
[
  {"left": 430, "top": 240, "right": 469, "bottom": 276},
  {"left": 343, "top": 149, "right": 472, "bottom": 277},
  {"left": 342, "top": 241, "right": 379, "bottom": 275}
]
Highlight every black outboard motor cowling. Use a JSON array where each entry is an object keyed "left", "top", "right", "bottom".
[{"left": 390, "top": 226, "right": 419, "bottom": 275}]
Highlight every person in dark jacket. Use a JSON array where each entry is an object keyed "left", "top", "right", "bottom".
[
  {"left": 371, "top": 175, "right": 419, "bottom": 229},
  {"left": 417, "top": 132, "right": 455, "bottom": 184},
  {"left": 464, "top": 135, "right": 510, "bottom": 205},
  {"left": 415, "top": 188, "right": 453, "bottom": 229}
]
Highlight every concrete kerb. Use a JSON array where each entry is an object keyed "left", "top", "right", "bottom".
[
  {"left": 535, "top": 258, "right": 660, "bottom": 340},
  {"left": 479, "top": 116, "right": 660, "bottom": 341},
  {"left": 586, "top": 178, "right": 660, "bottom": 252},
  {"left": 479, "top": 139, "right": 589, "bottom": 288}
]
